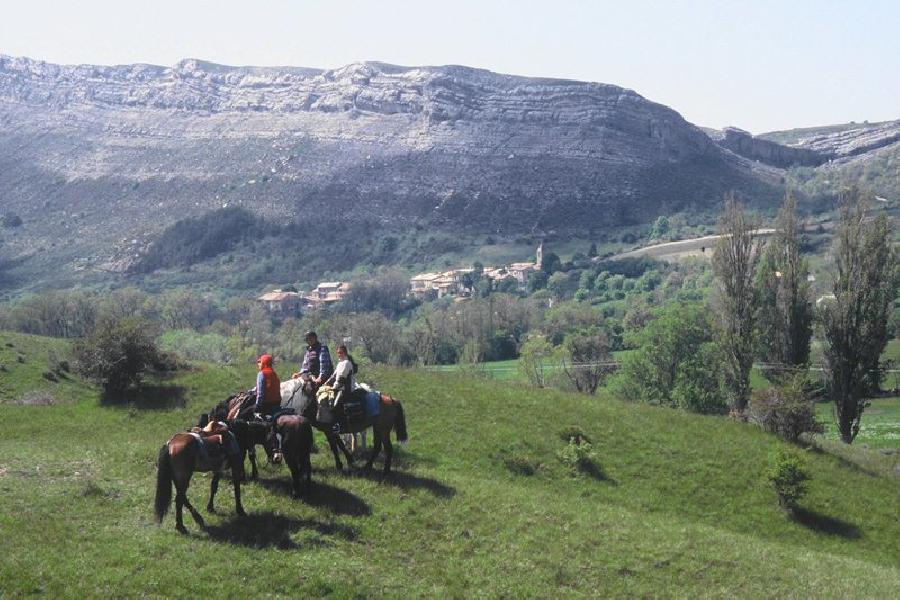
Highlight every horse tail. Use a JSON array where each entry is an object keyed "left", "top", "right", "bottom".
[
  {"left": 154, "top": 444, "right": 173, "bottom": 524},
  {"left": 394, "top": 401, "right": 408, "bottom": 444}
]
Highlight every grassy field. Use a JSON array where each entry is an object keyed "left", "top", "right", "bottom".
[{"left": 1, "top": 331, "right": 899, "bottom": 597}]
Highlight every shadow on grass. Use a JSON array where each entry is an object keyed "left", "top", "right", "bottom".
[
  {"left": 806, "top": 443, "right": 883, "bottom": 478},
  {"left": 352, "top": 468, "right": 456, "bottom": 498},
  {"left": 256, "top": 478, "right": 371, "bottom": 516},
  {"left": 203, "top": 511, "right": 358, "bottom": 549},
  {"left": 792, "top": 508, "right": 862, "bottom": 539},
  {"left": 101, "top": 385, "right": 187, "bottom": 410},
  {"left": 578, "top": 460, "right": 618, "bottom": 485}
]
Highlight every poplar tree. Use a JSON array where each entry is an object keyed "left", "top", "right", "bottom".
[
  {"left": 755, "top": 192, "right": 813, "bottom": 380},
  {"left": 713, "top": 195, "right": 764, "bottom": 412},
  {"left": 821, "top": 186, "right": 896, "bottom": 443}
]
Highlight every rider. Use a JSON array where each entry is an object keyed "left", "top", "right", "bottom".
[
  {"left": 326, "top": 344, "right": 358, "bottom": 431},
  {"left": 294, "top": 331, "right": 333, "bottom": 387},
  {"left": 254, "top": 354, "right": 283, "bottom": 461}
]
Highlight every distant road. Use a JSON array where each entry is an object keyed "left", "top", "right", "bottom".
[{"left": 602, "top": 228, "right": 776, "bottom": 261}]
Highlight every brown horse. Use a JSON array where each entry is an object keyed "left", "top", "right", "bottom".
[
  {"left": 268, "top": 415, "right": 314, "bottom": 496},
  {"left": 154, "top": 433, "right": 247, "bottom": 533},
  {"left": 286, "top": 377, "right": 408, "bottom": 476}
]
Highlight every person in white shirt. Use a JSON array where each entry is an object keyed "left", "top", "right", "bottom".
[{"left": 327, "top": 345, "right": 358, "bottom": 413}]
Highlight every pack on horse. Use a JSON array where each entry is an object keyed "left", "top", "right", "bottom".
[
  {"left": 199, "top": 391, "right": 274, "bottom": 480},
  {"left": 283, "top": 375, "right": 409, "bottom": 476},
  {"left": 154, "top": 422, "right": 246, "bottom": 533}
]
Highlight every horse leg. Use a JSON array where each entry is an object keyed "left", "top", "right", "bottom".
[
  {"left": 247, "top": 447, "right": 259, "bottom": 480},
  {"left": 174, "top": 487, "right": 187, "bottom": 534},
  {"left": 207, "top": 472, "right": 220, "bottom": 513},
  {"left": 230, "top": 456, "right": 247, "bottom": 516},
  {"left": 286, "top": 457, "right": 301, "bottom": 497},
  {"left": 382, "top": 435, "right": 393, "bottom": 477},
  {"left": 363, "top": 437, "right": 383, "bottom": 471},
  {"left": 182, "top": 492, "right": 206, "bottom": 529},
  {"left": 325, "top": 432, "right": 344, "bottom": 471}
]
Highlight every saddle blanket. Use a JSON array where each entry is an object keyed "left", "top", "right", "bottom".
[
  {"left": 188, "top": 431, "right": 240, "bottom": 471},
  {"left": 365, "top": 390, "right": 381, "bottom": 417}
]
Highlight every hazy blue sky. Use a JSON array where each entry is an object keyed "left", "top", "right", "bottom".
[{"left": 1, "top": 0, "right": 897, "bottom": 133}]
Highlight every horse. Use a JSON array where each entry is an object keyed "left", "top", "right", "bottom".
[
  {"left": 283, "top": 375, "right": 409, "bottom": 476},
  {"left": 265, "top": 414, "right": 314, "bottom": 496},
  {"left": 203, "top": 389, "right": 314, "bottom": 494},
  {"left": 154, "top": 431, "right": 246, "bottom": 533},
  {"left": 199, "top": 392, "right": 274, "bottom": 480}
]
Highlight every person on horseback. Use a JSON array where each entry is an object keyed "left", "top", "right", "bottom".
[
  {"left": 254, "top": 354, "right": 282, "bottom": 417},
  {"left": 325, "top": 344, "right": 359, "bottom": 432},
  {"left": 254, "top": 354, "right": 283, "bottom": 461},
  {"left": 293, "top": 331, "right": 333, "bottom": 387}
]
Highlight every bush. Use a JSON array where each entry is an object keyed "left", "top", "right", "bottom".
[
  {"left": 749, "top": 379, "right": 823, "bottom": 442},
  {"left": 557, "top": 439, "right": 600, "bottom": 476},
  {"left": 74, "top": 318, "right": 160, "bottom": 393},
  {"left": 767, "top": 448, "right": 809, "bottom": 512}
]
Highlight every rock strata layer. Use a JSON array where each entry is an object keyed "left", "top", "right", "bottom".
[{"left": 0, "top": 55, "right": 772, "bottom": 274}]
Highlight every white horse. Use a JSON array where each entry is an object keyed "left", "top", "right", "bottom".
[{"left": 280, "top": 375, "right": 367, "bottom": 453}]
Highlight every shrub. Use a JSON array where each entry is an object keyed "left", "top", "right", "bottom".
[
  {"left": 557, "top": 439, "right": 600, "bottom": 476},
  {"left": 767, "top": 448, "right": 809, "bottom": 512},
  {"left": 749, "top": 379, "right": 823, "bottom": 442},
  {"left": 74, "top": 318, "right": 160, "bottom": 393}
]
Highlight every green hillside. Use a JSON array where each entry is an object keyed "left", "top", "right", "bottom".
[{"left": 1, "top": 333, "right": 898, "bottom": 597}]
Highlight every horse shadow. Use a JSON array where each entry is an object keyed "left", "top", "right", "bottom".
[
  {"left": 352, "top": 469, "right": 457, "bottom": 498},
  {"left": 791, "top": 508, "right": 862, "bottom": 539},
  {"left": 101, "top": 385, "right": 187, "bottom": 410},
  {"left": 203, "top": 511, "right": 358, "bottom": 549},
  {"left": 257, "top": 478, "right": 372, "bottom": 516}
]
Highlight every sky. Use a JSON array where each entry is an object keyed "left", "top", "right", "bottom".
[{"left": 1, "top": 0, "right": 897, "bottom": 133}]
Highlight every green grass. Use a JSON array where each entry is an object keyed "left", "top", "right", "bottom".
[{"left": 1, "top": 331, "right": 899, "bottom": 597}]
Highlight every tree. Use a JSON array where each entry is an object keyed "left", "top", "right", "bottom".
[
  {"left": 74, "top": 318, "right": 160, "bottom": 394},
  {"left": 588, "top": 242, "right": 598, "bottom": 258},
  {"left": 755, "top": 192, "right": 813, "bottom": 380},
  {"left": 821, "top": 187, "right": 897, "bottom": 443},
  {"left": 712, "top": 196, "right": 764, "bottom": 411},
  {"left": 650, "top": 215, "right": 670, "bottom": 239},
  {"left": 609, "top": 302, "right": 726, "bottom": 414},
  {"left": 558, "top": 333, "right": 615, "bottom": 394},
  {"left": 540, "top": 251, "right": 562, "bottom": 275},
  {"left": 519, "top": 336, "right": 553, "bottom": 388}
]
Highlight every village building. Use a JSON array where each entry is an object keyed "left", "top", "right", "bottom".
[
  {"left": 257, "top": 289, "right": 304, "bottom": 316},
  {"left": 409, "top": 269, "right": 474, "bottom": 300},
  {"left": 304, "top": 281, "right": 349, "bottom": 308}
]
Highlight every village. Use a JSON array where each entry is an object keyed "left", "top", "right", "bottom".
[{"left": 257, "top": 244, "right": 544, "bottom": 316}]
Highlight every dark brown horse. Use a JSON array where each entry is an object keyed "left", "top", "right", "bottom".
[
  {"left": 286, "top": 377, "right": 408, "bottom": 476},
  {"left": 268, "top": 415, "right": 314, "bottom": 496},
  {"left": 154, "top": 432, "right": 246, "bottom": 533}
]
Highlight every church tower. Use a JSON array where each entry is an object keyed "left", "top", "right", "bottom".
[{"left": 536, "top": 242, "right": 544, "bottom": 268}]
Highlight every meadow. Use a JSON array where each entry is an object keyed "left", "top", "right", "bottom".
[{"left": 1, "top": 331, "right": 899, "bottom": 597}]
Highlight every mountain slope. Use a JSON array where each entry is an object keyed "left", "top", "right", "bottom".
[
  {"left": 0, "top": 55, "right": 775, "bottom": 284},
  {"left": 0, "top": 345, "right": 898, "bottom": 596}
]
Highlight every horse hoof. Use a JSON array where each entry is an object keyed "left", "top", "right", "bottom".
[
  {"left": 206, "top": 506, "right": 216, "bottom": 514},
  {"left": 176, "top": 525, "right": 188, "bottom": 535},
  {"left": 236, "top": 508, "right": 247, "bottom": 517}
]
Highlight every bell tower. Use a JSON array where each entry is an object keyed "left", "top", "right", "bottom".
[{"left": 536, "top": 242, "right": 544, "bottom": 267}]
